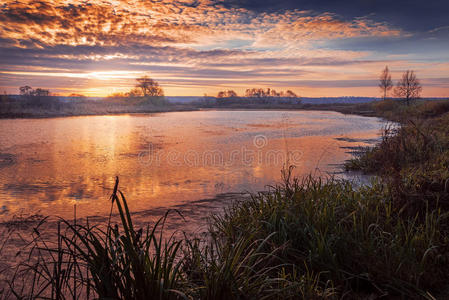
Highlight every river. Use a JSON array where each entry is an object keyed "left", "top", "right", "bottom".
[{"left": 0, "top": 110, "right": 384, "bottom": 226}]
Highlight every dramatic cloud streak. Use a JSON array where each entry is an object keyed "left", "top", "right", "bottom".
[{"left": 0, "top": 0, "right": 447, "bottom": 96}]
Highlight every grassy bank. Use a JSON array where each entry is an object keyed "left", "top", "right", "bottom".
[
  {"left": 345, "top": 100, "right": 449, "bottom": 213},
  {"left": 2, "top": 99, "right": 449, "bottom": 299},
  {"left": 3, "top": 173, "right": 449, "bottom": 299}
]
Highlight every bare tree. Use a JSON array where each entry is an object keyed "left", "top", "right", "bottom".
[
  {"left": 379, "top": 66, "right": 393, "bottom": 100},
  {"left": 135, "top": 76, "right": 164, "bottom": 97},
  {"left": 394, "top": 70, "right": 422, "bottom": 105}
]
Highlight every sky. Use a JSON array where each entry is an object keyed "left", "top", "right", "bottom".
[{"left": 0, "top": 0, "right": 448, "bottom": 97}]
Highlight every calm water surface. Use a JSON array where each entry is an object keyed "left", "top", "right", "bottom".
[{"left": 0, "top": 110, "right": 384, "bottom": 222}]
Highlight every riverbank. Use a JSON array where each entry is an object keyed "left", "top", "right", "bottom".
[
  {"left": 0, "top": 101, "right": 198, "bottom": 119},
  {"left": 0, "top": 95, "right": 437, "bottom": 119},
  {"left": 0, "top": 101, "right": 353, "bottom": 119},
  {"left": 2, "top": 95, "right": 447, "bottom": 120},
  {"left": 1, "top": 100, "right": 449, "bottom": 299}
]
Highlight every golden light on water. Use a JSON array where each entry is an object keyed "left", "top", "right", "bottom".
[{"left": 0, "top": 111, "right": 384, "bottom": 220}]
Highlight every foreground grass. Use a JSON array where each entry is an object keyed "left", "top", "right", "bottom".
[{"left": 3, "top": 170, "right": 449, "bottom": 299}]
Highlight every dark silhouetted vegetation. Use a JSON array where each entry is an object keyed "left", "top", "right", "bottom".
[
  {"left": 14, "top": 86, "right": 64, "bottom": 111},
  {"left": 244, "top": 88, "right": 297, "bottom": 98},
  {"left": 102, "top": 75, "right": 165, "bottom": 99},
  {"left": 216, "top": 90, "right": 237, "bottom": 98},
  {"left": 196, "top": 88, "right": 301, "bottom": 108},
  {"left": 134, "top": 75, "right": 164, "bottom": 97},
  {"left": 105, "top": 75, "right": 167, "bottom": 106},
  {"left": 215, "top": 88, "right": 298, "bottom": 100},
  {"left": 0, "top": 77, "right": 181, "bottom": 118},
  {"left": 19, "top": 86, "right": 50, "bottom": 97}
]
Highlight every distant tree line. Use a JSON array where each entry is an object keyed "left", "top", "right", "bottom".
[
  {"left": 203, "top": 87, "right": 301, "bottom": 107},
  {"left": 19, "top": 86, "right": 50, "bottom": 97},
  {"left": 217, "top": 90, "right": 238, "bottom": 98},
  {"left": 379, "top": 66, "right": 422, "bottom": 105},
  {"left": 216, "top": 88, "right": 298, "bottom": 99},
  {"left": 16, "top": 85, "right": 64, "bottom": 110},
  {"left": 244, "top": 88, "right": 297, "bottom": 98}
]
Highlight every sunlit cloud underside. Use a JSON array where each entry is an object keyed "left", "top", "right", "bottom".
[{"left": 0, "top": 0, "right": 448, "bottom": 97}]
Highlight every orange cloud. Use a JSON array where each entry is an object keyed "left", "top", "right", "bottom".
[
  {"left": 1, "top": 0, "right": 447, "bottom": 97},
  {"left": 0, "top": 0, "right": 401, "bottom": 49}
]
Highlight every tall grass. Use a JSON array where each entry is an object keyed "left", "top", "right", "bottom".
[
  {"left": 2, "top": 170, "right": 448, "bottom": 299},
  {"left": 345, "top": 100, "right": 449, "bottom": 215},
  {"left": 211, "top": 172, "right": 449, "bottom": 298},
  {"left": 64, "top": 179, "right": 187, "bottom": 299},
  {"left": 0, "top": 179, "right": 186, "bottom": 299}
]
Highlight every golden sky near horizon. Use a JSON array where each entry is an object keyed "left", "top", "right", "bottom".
[{"left": 0, "top": 0, "right": 448, "bottom": 97}]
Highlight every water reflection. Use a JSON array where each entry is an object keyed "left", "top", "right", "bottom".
[{"left": 0, "top": 110, "right": 385, "bottom": 220}]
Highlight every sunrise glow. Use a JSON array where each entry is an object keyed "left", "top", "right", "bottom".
[{"left": 0, "top": 0, "right": 448, "bottom": 97}]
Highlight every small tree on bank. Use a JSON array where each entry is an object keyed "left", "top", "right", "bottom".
[
  {"left": 394, "top": 70, "right": 422, "bottom": 105},
  {"left": 379, "top": 66, "right": 393, "bottom": 100},
  {"left": 135, "top": 75, "right": 164, "bottom": 97}
]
